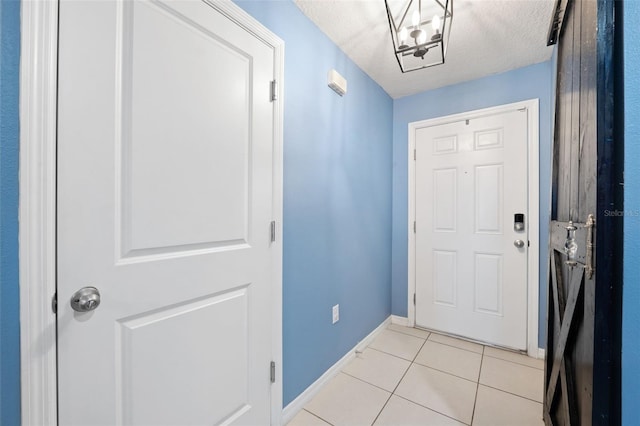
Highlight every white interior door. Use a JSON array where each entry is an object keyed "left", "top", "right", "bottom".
[
  {"left": 57, "top": 1, "right": 279, "bottom": 424},
  {"left": 414, "top": 110, "right": 529, "bottom": 350}
]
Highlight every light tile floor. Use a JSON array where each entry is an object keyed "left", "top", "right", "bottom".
[{"left": 288, "top": 324, "right": 544, "bottom": 426}]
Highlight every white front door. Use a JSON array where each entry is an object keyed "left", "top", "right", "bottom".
[
  {"left": 57, "top": 1, "right": 280, "bottom": 424},
  {"left": 414, "top": 109, "right": 529, "bottom": 350}
]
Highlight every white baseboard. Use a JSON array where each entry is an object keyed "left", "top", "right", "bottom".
[
  {"left": 281, "top": 316, "right": 392, "bottom": 424},
  {"left": 390, "top": 315, "right": 409, "bottom": 326},
  {"left": 537, "top": 348, "right": 546, "bottom": 360}
]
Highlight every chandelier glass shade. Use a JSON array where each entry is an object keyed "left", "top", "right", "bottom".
[{"left": 385, "top": 0, "right": 453, "bottom": 73}]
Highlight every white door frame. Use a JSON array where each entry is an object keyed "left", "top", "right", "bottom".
[
  {"left": 407, "top": 99, "right": 540, "bottom": 357},
  {"left": 18, "top": 1, "right": 284, "bottom": 424}
]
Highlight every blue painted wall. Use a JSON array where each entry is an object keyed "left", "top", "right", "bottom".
[
  {"left": 623, "top": 0, "right": 640, "bottom": 423},
  {"left": 234, "top": 0, "right": 393, "bottom": 407},
  {"left": 0, "top": 0, "right": 22, "bottom": 424},
  {"left": 391, "top": 61, "right": 554, "bottom": 348}
]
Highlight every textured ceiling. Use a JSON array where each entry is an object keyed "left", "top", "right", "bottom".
[{"left": 294, "top": 0, "right": 556, "bottom": 99}]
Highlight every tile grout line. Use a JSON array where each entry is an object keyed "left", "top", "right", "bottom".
[
  {"left": 391, "top": 393, "right": 472, "bottom": 426},
  {"left": 427, "top": 335, "right": 484, "bottom": 355},
  {"left": 480, "top": 352, "right": 545, "bottom": 403},
  {"left": 383, "top": 328, "right": 431, "bottom": 343},
  {"left": 318, "top": 327, "right": 542, "bottom": 426},
  {"left": 427, "top": 331, "right": 542, "bottom": 365},
  {"left": 388, "top": 326, "right": 515, "bottom": 360},
  {"left": 390, "top": 337, "right": 428, "bottom": 395},
  {"left": 367, "top": 346, "right": 424, "bottom": 363},
  {"left": 390, "top": 337, "right": 475, "bottom": 424},
  {"left": 412, "top": 339, "right": 484, "bottom": 382},
  {"left": 425, "top": 337, "right": 484, "bottom": 354},
  {"left": 337, "top": 366, "right": 542, "bottom": 425},
  {"left": 380, "top": 332, "right": 480, "bottom": 424},
  {"left": 301, "top": 408, "right": 335, "bottom": 426},
  {"left": 470, "top": 345, "right": 485, "bottom": 426},
  {"left": 386, "top": 327, "right": 431, "bottom": 339},
  {"left": 413, "top": 364, "right": 481, "bottom": 385},
  {"left": 369, "top": 392, "right": 393, "bottom": 425},
  {"left": 366, "top": 345, "right": 421, "bottom": 362},
  {"left": 411, "top": 335, "right": 429, "bottom": 362},
  {"left": 367, "top": 335, "right": 429, "bottom": 425},
  {"left": 340, "top": 371, "right": 397, "bottom": 394},
  {"left": 346, "top": 332, "right": 425, "bottom": 425},
  {"left": 482, "top": 353, "right": 545, "bottom": 370},
  {"left": 371, "top": 328, "right": 544, "bottom": 410},
  {"left": 296, "top": 328, "right": 542, "bottom": 426},
  {"left": 360, "top": 328, "right": 431, "bottom": 425},
  {"left": 424, "top": 329, "right": 504, "bottom": 352},
  {"left": 356, "top": 342, "right": 484, "bottom": 398},
  {"left": 409, "top": 363, "right": 483, "bottom": 386},
  {"left": 369, "top": 337, "right": 429, "bottom": 425},
  {"left": 478, "top": 383, "right": 545, "bottom": 405}
]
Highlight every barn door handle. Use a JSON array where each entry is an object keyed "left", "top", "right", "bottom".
[
  {"left": 564, "top": 221, "right": 578, "bottom": 267},
  {"left": 562, "top": 216, "right": 595, "bottom": 276},
  {"left": 584, "top": 214, "right": 595, "bottom": 279}
]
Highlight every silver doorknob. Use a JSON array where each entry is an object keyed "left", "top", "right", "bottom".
[
  {"left": 70, "top": 287, "right": 101, "bottom": 312},
  {"left": 514, "top": 239, "right": 525, "bottom": 248}
]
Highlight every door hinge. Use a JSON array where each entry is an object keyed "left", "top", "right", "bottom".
[
  {"left": 413, "top": 149, "right": 416, "bottom": 160},
  {"left": 270, "top": 80, "right": 278, "bottom": 102},
  {"left": 413, "top": 221, "right": 416, "bottom": 233},
  {"left": 52, "top": 292, "right": 57, "bottom": 314},
  {"left": 270, "top": 221, "right": 276, "bottom": 242},
  {"left": 413, "top": 293, "right": 416, "bottom": 305},
  {"left": 270, "top": 361, "right": 276, "bottom": 383}
]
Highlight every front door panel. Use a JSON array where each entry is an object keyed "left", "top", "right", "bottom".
[{"left": 414, "top": 109, "right": 529, "bottom": 350}]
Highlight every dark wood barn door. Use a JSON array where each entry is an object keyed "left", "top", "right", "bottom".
[{"left": 544, "top": 0, "right": 623, "bottom": 424}]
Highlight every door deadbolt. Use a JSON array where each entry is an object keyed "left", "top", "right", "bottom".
[
  {"left": 514, "top": 213, "right": 525, "bottom": 232},
  {"left": 70, "top": 287, "right": 101, "bottom": 312}
]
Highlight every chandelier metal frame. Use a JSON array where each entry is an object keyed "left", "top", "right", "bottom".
[{"left": 385, "top": 0, "right": 453, "bottom": 73}]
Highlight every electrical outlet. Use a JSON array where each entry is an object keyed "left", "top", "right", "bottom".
[{"left": 332, "top": 304, "right": 339, "bottom": 324}]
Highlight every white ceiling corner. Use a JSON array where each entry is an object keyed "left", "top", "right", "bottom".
[{"left": 293, "top": 0, "right": 556, "bottom": 99}]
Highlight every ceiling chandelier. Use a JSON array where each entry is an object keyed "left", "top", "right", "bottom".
[{"left": 385, "top": 0, "right": 453, "bottom": 73}]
